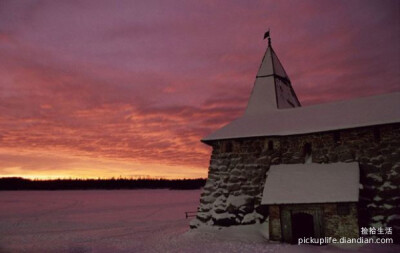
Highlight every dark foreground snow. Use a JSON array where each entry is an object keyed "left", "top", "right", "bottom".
[{"left": 0, "top": 190, "right": 398, "bottom": 253}]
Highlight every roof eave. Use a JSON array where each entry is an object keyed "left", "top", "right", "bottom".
[{"left": 201, "top": 121, "right": 400, "bottom": 144}]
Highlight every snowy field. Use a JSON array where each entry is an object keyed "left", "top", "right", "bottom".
[{"left": 0, "top": 190, "right": 398, "bottom": 253}]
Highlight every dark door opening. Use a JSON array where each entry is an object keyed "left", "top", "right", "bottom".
[{"left": 291, "top": 212, "right": 315, "bottom": 244}]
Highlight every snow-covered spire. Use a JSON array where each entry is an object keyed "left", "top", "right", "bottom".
[{"left": 245, "top": 36, "right": 301, "bottom": 115}]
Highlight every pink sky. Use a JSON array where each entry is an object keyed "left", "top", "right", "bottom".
[{"left": 0, "top": 0, "right": 399, "bottom": 179}]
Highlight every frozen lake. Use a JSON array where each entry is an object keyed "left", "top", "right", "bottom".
[
  {"left": 0, "top": 190, "right": 201, "bottom": 253},
  {"left": 0, "top": 190, "right": 398, "bottom": 253}
]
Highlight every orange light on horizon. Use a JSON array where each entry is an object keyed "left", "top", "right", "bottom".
[{"left": 0, "top": 148, "right": 209, "bottom": 180}]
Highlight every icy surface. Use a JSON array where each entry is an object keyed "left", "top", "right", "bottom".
[
  {"left": 0, "top": 190, "right": 398, "bottom": 253},
  {"left": 262, "top": 163, "right": 359, "bottom": 204}
]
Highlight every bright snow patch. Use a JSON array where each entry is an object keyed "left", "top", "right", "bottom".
[{"left": 226, "top": 194, "right": 252, "bottom": 208}]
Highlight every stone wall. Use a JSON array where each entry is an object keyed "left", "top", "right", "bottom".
[
  {"left": 191, "top": 123, "right": 400, "bottom": 242},
  {"left": 323, "top": 203, "right": 359, "bottom": 239},
  {"left": 269, "top": 205, "right": 282, "bottom": 241}
]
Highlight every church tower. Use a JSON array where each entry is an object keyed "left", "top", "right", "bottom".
[{"left": 245, "top": 36, "right": 301, "bottom": 115}]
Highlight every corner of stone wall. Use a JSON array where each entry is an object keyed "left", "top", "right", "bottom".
[{"left": 269, "top": 205, "right": 282, "bottom": 241}]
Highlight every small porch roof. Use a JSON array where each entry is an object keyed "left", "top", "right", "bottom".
[{"left": 261, "top": 162, "right": 359, "bottom": 205}]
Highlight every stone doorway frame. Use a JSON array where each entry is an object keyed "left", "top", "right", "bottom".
[{"left": 280, "top": 205, "right": 324, "bottom": 244}]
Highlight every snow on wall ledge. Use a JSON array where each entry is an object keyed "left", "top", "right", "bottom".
[{"left": 192, "top": 124, "right": 400, "bottom": 242}]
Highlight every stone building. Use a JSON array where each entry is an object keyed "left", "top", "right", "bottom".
[
  {"left": 263, "top": 163, "right": 359, "bottom": 243},
  {"left": 191, "top": 36, "right": 400, "bottom": 243}
]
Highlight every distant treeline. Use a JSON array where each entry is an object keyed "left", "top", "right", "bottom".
[{"left": 0, "top": 177, "right": 206, "bottom": 190}]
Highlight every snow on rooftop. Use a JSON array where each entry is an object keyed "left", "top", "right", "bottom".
[
  {"left": 261, "top": 162, "right": 360, "bottom": 205},
  {"left": 203, "top": 92, "right": 400, "bottom": 142}
]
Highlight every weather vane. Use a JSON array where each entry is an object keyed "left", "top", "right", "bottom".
[{"left": 264, "top": 29, "right": 271, "bottom": 45}]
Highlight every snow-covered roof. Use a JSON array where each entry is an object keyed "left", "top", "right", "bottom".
[
  {"left": 261, "top": 162, "right": 359, "bottom": 205},
  {"left": 201, "top": 38, "right": 400, "bottom": 143},
  {"left": 202, "top": 92, "right": 400, "bottom": 142}
]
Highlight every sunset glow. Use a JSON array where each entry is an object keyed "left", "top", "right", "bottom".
[{"left": 0, "top": 0, "right": 399, "bottom": 179}]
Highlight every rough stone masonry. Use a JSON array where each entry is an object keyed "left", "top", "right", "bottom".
[{"left": 191, "top": 123, "right": 400, "bottom": 242}]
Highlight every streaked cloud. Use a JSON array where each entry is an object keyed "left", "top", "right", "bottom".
[{"left": 0, "top": 0, "right": 399, "bottom": 178}]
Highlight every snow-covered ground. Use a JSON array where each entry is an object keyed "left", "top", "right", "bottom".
[{"left": 0, "top": 190, "right": 398, "bottom": 253}]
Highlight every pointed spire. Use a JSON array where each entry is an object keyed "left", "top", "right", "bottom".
[{"left": 244, "top": 32, "right": 301, "bottom": 115}]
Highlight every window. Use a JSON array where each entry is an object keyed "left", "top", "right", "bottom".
[
  {"left": 333, "top": 132, "right": 341, "bottom": 144},
  {"left": 373, "top": 127, "right": 381, "bottom": 142},
  {"left": 303, "top": 143, "right": 312, "bottom": 163},
  {"left": 337, "top": 204, "right": 350, "bottom": 216},
  {"left": 268, "top": 140, "right": 274, "bottom": 151}
]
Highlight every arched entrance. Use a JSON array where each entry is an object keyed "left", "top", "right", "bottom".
[{"left": 291, "top": 212, "right": 315, "bottom": 243}]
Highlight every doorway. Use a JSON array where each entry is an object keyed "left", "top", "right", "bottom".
[
  {"left": 291, "top": 212, "right": 315, "bottom": 243},
  {"left": 280, "top": 205, "right": 323, "bottom": 244}
]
